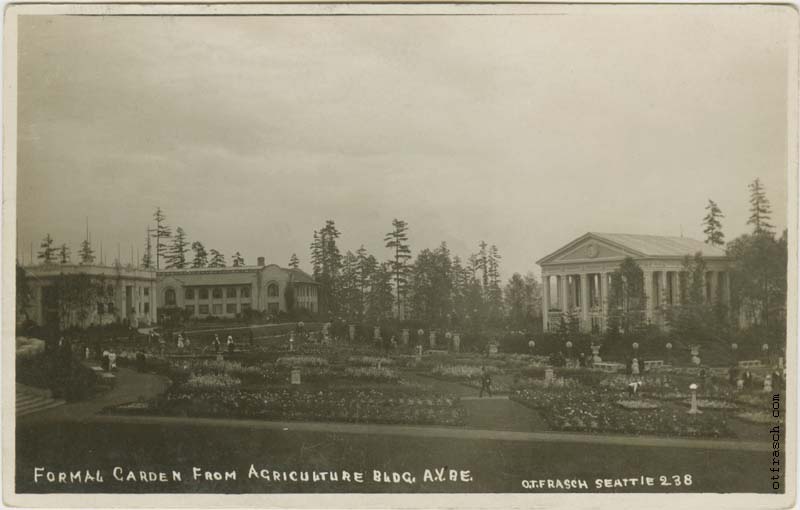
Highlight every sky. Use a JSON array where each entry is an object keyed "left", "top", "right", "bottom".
[{"left": 15, "top": 6, "right": 794, "bottom": 279}]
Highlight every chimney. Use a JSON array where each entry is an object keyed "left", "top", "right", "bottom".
[{"left": 257, "top": 256, "right": 265, "bottom": 266}]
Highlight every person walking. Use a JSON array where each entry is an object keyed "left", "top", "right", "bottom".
[{"left": 479, "top": 367, "right": 493, "bottom": 398}]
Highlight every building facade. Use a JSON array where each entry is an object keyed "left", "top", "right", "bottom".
[
  {"left": 156, "top": 260, "right": 318, "bottom": 319},
  {"left": 537, "top": 232, "right": 730, "bottom": 333},
  {"left": 20, "top": 263, "right": 158, "bottom": 329}
]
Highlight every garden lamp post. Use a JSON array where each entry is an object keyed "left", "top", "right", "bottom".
[
  {"left": 528, "top": 339, "right": 535, "bottom": 354},
  {"left": 632, "top": 342, "right": 639, "bottom": 352},
  {"left": 730, "top": 342, "right": 738, "bottom": 364},
  {"left": 688, "top": 383, "right": 701, "bottom": 414},
  {"left": 665, "top": 342, "right": 673, "bottom": 365},
  {"left": 565, "top": 340, "right": 573, "bottom": 364}
]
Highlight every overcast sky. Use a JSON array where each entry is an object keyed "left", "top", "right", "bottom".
[{"left": 16, "top": 7, "right": 793, "bottom": 278}]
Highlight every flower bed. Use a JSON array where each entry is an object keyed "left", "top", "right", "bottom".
[
  {"left": 343, "top": 367, "right": 399, "bottom": 382},
  {"left": 276, "top": 356, "right": 328, "bottom": 367},
  {"left": 184, "top": 373, "right": 241, "bottom": 390},
  {"left": 114, "top": 386, "right": 466, "bottom": 426},
  {"left": 346, "top": 356, "right": 394, "bottom": 367},
  {"left": 616, "top": 400, "right": 660, "bottom": 410},
  {"left": 683, "top": 399, "right": 737, "bottom": 410},
  {"left": 430, "top": 364, "right": 501, "bottom": 380},
  {"left": 16, "top": 337, "right": 46, "bottom": 359},
  {"left": 512, "top": 388, "right": 733, "bottom": 438}
]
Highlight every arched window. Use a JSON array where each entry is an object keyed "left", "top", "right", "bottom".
[
  {"left": 165, "top": 288, "right": 176, "bottom": 306},
  {"left": 267, "top": 283, "right": 279, "bottom": 297}
]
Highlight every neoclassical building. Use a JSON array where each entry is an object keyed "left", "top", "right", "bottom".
[
  {"left": 536, "top": 232, "right": 730, "bottom": 333},
  {"left": 156, "top": 258, "right": 318, "bottom": 319},
  {"left": 19, "top": 263, "right": 158, "bottom": 328}
]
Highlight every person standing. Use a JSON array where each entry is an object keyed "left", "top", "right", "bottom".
[
  {"left": 213, "top": 334, "right": 221, "bottom": 354},
  {"left": 479, "top": 367, "right": 492, "bottom": 398}
]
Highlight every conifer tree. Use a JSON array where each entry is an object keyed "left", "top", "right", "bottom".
[
  {"left": 37, "top": 234, "right": 56, "bottom": 264},
  {"left": 702, "top": 199, "right": 725, "bottom": 246},
  {"left": 747, "top": 178, "right": 774, "bottom": 234}
]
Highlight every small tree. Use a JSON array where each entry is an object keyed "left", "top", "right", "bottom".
[
  {"left": 152, "top": 207, "right": 172, "bottom": 269},
  {"left": 191, "top": 241, "right": 208, "bottom": 268},
  {"left": 58, "top": 244, "right": 71, "bottom": 264},
  {"left": 285, "top": 276, "right": 296, "bottom": 317},
  {"left": 208, "top": 249, "right": 226, "bottom": 268},
  {"left": 37, "top": 234, "right": 56, "bottom": 264},
  {"left": 165, "top": 226, "right": 189, "bottom": 269},
  {"left": 703, "top": 199, "right": 725, "bottom": 246},
  {"left": 16, "top": 263, "right": 32, "bottom": 320},
  {"left": 142, "top": 228, "right": 154, "bottom": 269},
  {"left": 747, "top": 178, "right": 774, "bottom": 234},
  {"left": 289, "top": 253, "right": 300, "bottom": 269},
  {"left": 606, "top": 257, "right": 647, "bottom": 337},
  {"left": 78, "top": 238, "right": 96, "bottom": 265},
  {"left": 232, "top": 252, "right": 245, "bottom": 267}
]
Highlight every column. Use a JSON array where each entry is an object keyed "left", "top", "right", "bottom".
[
  {"left": 659, "top": 271, "right": 668, "bottom": 307},
  {"left": 674, "top": 271, "right": 681, "bottom": 305},
  {"left": 643, "top": 270, "right": 654, "bottom": 323},
  {"left": 580, "top": 273, "right": 589, "bottom": 331},
  {"left": 560, "top": 275, "right": 569, "bottom": 312},
  {"left": 708, "top": 271, "right": 718, "bottom": 304},
  {"left": 542, "top": 275, "right": 550, "bottom": 332},
  {"left": 723, "top": 271, "right": 731, "bottom": 305}
]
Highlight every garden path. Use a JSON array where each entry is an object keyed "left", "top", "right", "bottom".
[
  {"left": 401, "top": 372, "right": 548, "bottom": 432},
  {"left": 17, "top": 365, "right": 170, "bottom": 426}
]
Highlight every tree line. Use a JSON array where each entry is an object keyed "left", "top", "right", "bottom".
[{"left": 307, "top": 218, "right": 542, "bottom": 329}]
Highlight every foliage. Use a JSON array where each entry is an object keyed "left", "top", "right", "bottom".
[
  {"left": 288, "top": 253, "right": 300, "bottom": 269},
  {"left": 385, "top": 218, "right": 412, "bottom": 318},
  {"left": 152, "top": 207, "right": 171, "bottom": 270},
  {"left": 38, "top": 234, "right": 57, "bottom": 264},
  {"left": 208, "top": 249, "right": 226, "bottom": 268},
  {"left": 727, "top": 230, "right": 787, "bottom": 331},
  {"left": 232, "top": 252, "right": 245, "bottom": 267},
  {"left": 747, "top": 178, "right": 774, "bottom": 234},
  {"left": 703, "top": 199, "right": 725, "bottom": 246},
  {"left": 310, "top": 220, "right": 343, "bottom": 317},
  {"left": 276, "top": 356, "right": 328, "bottom": 367},
  {"left": 191, "top": 241, "right": 208, "bottom": 268},
  {"left": 58, "top": 244, "right": 71, "bottom": 264},
  {"left": 184, "top": 373, "right": 242, "bottom": 390},
  {"left": 165, "top": 226, "right": 189, "bottom": 269},
  {"left": 79, "top": 238, "right": 96, "bottom": 265},
  {"left": 606, "top": 257, "right": 647, "bottom": 339},
  {"left": 142, "top": 229, "right": 153, "bottom": 269},
  {"left": 343, "top": 366, "right": 398, "bottom": 381},
  {"left": 16, "top": 263, "right": 32, "bottom": 317},
  {"left": 504, "top": 272, "right": 542, "bottom": 329},
  {"left": 51, "top": 272, "right": 111, "bottom": 329}
]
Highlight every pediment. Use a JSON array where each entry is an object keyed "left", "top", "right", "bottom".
[{"left": 538, "top": 233, "right": 645, "bottom": 266}]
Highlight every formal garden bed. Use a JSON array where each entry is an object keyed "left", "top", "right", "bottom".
[
  {"left": 511, "top": 386, "right": 735, "bottom": 438},
  {"left": 110, "top": 386, "right": 466, "bottom": 426}
]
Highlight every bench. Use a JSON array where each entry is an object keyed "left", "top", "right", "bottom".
[
  {"left": 739, "top": 360, "right": 764, "bottom": 369},
  {"left": 593, "top": 362, "right": 625, "bottom": 373},
  {"left": 643, "top": 360, "right": 664, "bottom": 371}
]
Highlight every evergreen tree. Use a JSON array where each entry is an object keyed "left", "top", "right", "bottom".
[
  {"left": 232, "top": 252, "right": 245, "bottom": 267},
  {"left": 356, "top": 246, "right": 376, "bottom": 320},
  {"left": 208, "top": 249, "right": 226, "bottom": 268},
  {"left": 142, "top": 228, "right": 153, "bottom": 269},
  {"left": 152, "top": 207, "right": 172, "bottom": 269},
  {"left": 703, "top": 199, "right": 725, "bottom": 246},
  {"left": 310, "top": 220, "right": 343, "bottom": 316},
  {"left": 606, "top": 257, "right": 647, "bottom": 336},
  {"left": 384, "top": 218, "right": 412, "bottom": 319},
  {"left": 58, "top": 243, "right": 71, "bottom": 265},
  {"left": 78, "top": 238, "right": 95, "bottom": 265},
  {"left": 486, "top": 244, "right": 503, "bottom": 322},
  {"left": 37, "top": 234, "right": 56, "bottom": 264},
  {"left": 16, "top": 263, "right": 32, "bottom": 318},
  {"left": 366, "top": 262, "right": 394, "bottom": 321},
  {"left": 289, "top": 253, "right": 300, "bottom": 269},
  {"left": 191, "top": 241, "right": 208, "bottom": 268},
  {"left": 164, "top": 226, "right": 189, "bottom": 269},
  {"left": 477, "top": 241, "right": 489, "bottom": 288},
  {"left": 747, "top": 178, "right": 774, "bottom": 234}
]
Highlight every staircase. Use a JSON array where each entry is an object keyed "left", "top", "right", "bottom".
[{"left": 16, "top": 383, "right": 66, "bottom": 417}]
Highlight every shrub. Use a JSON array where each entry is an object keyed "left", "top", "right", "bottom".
[
  {"left": 276, "top": 356, "right": 328, "bottom": 367},
  {"left": 184, "top": 373, "right": 241, "bottom": 390}
]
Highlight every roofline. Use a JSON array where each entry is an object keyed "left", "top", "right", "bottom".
[
  {"left": 536, "top": 232, "right": 647, "bottom": 266},
  {"left": 536, "top": 232, "right": 729, "bottom": 266}
]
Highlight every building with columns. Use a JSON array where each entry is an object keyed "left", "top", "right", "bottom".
[{"left": 536, "top": 232, "right": 730, "bottom": 333}]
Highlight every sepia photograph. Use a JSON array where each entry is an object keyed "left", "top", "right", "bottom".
[{"left": 2, "top": 2, "right": 797, "bottom": 508}]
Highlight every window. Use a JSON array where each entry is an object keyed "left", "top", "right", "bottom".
[
  {"left": 268, "top": 302, "right": 279, "bottom": 314},
  {"left": 165, "top": 289, "right": 176, "bottom": 306},
  {"left": 107, "top": 302, "right": 115, "bottom": 314},
  {"left": 184, "top": 304, "right": 194, "bottom": 316},
  {"left": 241, "top": 286, "right": 251, "bottom": 298},
  {"left": 226, "top": 287, "right": 237, "bottom": 298},
  {"left": 144, "top": 303, "right": 150, "bottom": 314},
  {"left": 226, "top": 303, "right": 237, "bottom": 314},
  {"left": 97, "top": 302, "right": 105, "bottom": 315},
  {"left": 212, "top": 304, "right": 223, "bottom": 315},
  {"left": 144, "top": 287, "right": 149, "bottom": 297},
  {"left": 138, "top": 302, "right": 142, "bottom": 313},
  {"left": 267, "top": 283, "right": 279, "bottom": 297},
  {"left": 212, "top": 287, "right": 223, "bottom": 299},
  {"left": 241, "top": 303, "right": 251, "bottom": 312},
  {"left": 199, "top": 304, "right": 209, "bottom": 315},
  {"left": 185, "top": 288, "right": 195, "bottom": 300},
  {"left": 199, "top": 288, "right": 209, "bottom": 300}
]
